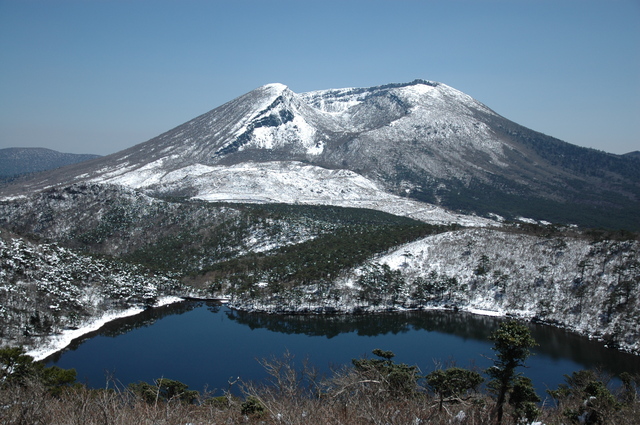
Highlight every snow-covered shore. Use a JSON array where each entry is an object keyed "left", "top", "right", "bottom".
[
  {"left": 5, "top": 222, "right": 639, "bottom": 361},
  {"left": 23, "top": 295, "right": 507, "bottom": 363},
  {"left": 27, "top": 296, "right": 183, "bottom": 361}
]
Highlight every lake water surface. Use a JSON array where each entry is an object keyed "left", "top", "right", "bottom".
[{"left": 46, "top": 301, "right": 640, "bottom": 397}]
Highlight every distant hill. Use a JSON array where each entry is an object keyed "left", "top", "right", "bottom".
[
  {"left": 624, "top": 151, "right": 640, "bottom": 160},
  {"left": 0, "top": 147, "right": 101, "bottom": 178}
]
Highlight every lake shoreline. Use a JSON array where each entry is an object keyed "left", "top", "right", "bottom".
[
  {"left": 46, "top": 302, "right": 640, "bottom": 396},
  {"left": 228, "top": 299, "right": 640, "bottom": 356},
  {"left": 26, "top": 295, "right": 638, "bottom": 364},
  {"left": 27, "top": 296, "right": 185, "bottom": 361},
  {"left": 28, "top": 299, "right": 494, "bottom": 363}
]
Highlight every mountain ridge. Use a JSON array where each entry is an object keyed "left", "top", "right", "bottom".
[{"left": 1, "top": 80, "right": 638, "bottom": 230}]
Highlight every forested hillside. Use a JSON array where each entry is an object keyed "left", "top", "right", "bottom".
[
  {"left": 1, "top": 182, "right": 638, "bottom": 355},
  {"left": 0, "top": 184, "right": 448, "bottom": 352},
  {"left": 229, "top": 227, "right": 640, "bottom": 354}
]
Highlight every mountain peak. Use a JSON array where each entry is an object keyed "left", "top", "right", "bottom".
[
  {"left": 256, "top": 83, "right": 291, "bottom": 98},
  {"left": 262, "top": 82, "right": 288, "bottom": 91},
  {"left": 2, "top": 80, "right": 638, "bottom": 230}
]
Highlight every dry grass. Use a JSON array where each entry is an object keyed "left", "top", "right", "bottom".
[{"left": 1, "top": 355, "right": 638, "bottom": 425}]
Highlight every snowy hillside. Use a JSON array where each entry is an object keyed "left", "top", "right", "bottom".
[
  {"left": 0, "top": 228, "right": 184, "bottom": 358},
  {"left": 0, "top": 183, "right": 473, "bottom": 356},
  {"left": 229, "top": 227, "right": 640, "bottom": 354}
]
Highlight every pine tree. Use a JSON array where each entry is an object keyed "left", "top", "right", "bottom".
[{"left": 485, "top": 320, "right": 537, "bottom": 424}]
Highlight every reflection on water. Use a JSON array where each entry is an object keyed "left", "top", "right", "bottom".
[
  {"left": 226, "top": 308, "right": 502, "bottom": 339},
  {"left": 45, "top": 301, "right": 209, "bottom": 363},
  {"left": 226, "top": 308, "right": 640, "bottom": 378},
  {"left": 46, "top": 301, "right": 640, "bottom": 394}
]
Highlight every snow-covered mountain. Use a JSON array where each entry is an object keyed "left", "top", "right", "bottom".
[
  {"left": 1, "top": 80, "right": 639, "bottom": 357},
  {"left": 2, "top": 80, "right": 638, "bottom": 229}
]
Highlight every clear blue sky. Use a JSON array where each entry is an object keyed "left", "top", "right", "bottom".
[{"left": 1, "top": 0, "right": 638, "bottom": 156}]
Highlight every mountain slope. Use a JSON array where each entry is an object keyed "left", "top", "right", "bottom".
[{"left": 1, "top": 80, "right": 638, "bottom": 229}]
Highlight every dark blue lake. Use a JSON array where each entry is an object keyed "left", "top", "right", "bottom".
[{"left": 46, "top": 301, "right": 640, "bottom": 397}]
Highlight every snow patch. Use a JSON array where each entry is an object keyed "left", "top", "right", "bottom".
[{"left": 89, "top": 160, "right": 497, "bottom": 227}]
